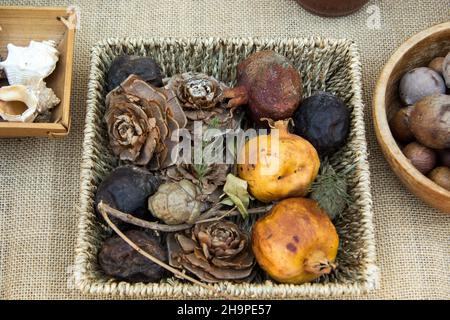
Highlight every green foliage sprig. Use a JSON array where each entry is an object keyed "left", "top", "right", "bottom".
[{"left": 309, "top": 159, "right": 355, "bottom": 220}]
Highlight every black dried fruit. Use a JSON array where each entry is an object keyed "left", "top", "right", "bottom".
[
  {"left": 107, "top": 55, "right": 164, "bottom": 92},
  {"left": 293, "top": 91, "right": 350, "bottom": 157},
  {"left": 95, "top": 165, "right": 160, "bottom": 226},
  {"left": 98, "top": 230, "right": 167, "bottom": 283}
]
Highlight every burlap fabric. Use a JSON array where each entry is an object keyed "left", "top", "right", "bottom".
[{"left": 0, "top": 0, "right": 448, "bottom": 300}]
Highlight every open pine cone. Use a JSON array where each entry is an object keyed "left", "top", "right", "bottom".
[
  {"left": 165, "top": 163, "right": 229, "bottom": 202},
  {"left": 164, "top": 72, "right": 228, "bottom": 110},
  {"left": 106, "top": 75, "right": 187, "bottom": 169},
  {"left": 164, "top": 98, "right": 244, "bottom": 200},
  {"left": 167, "top": 221, "right": 255, "bottom": 283}
]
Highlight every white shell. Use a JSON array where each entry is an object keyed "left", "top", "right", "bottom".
[
  {"left": 0, "top": 85, "right": 38, "bottom": 122},
  {"left": 0, "top": 40, "right": 59, "bottom": 85},
  {"left": 24, "top": 78, "right": 60, "bottom": 114},
  {"left": 0, "top": 80, "right": 60, "bottom": 122}
]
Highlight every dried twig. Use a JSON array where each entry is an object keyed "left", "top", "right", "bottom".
[
  {"left": 194, "top": 206, "right": 237, "bottom": 224},
  {"left": 198, "top": 203, "right": 272, "bottom": 221},
  {"left": 98, "top": 202, "right": 191, "bottom": 232},
  {"left": 99, "top": 202, "right": 210, "bottom": 289},
  {"left": 99, "top": 201, "right": 237, "bottom": 299},
  {"left": 98, "top": 202, "right": 273, "bottom": 233}
]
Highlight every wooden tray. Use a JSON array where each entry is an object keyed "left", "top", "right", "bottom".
[{"left": 0, "top": 6, "right": 75, "bottom": 138}]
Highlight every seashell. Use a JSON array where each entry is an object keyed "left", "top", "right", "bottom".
[
  {"left": 0, "top": 40, "right": 59, "bottom": 85},
  {"left": 25, "top": 78, "right": 60, "bottom": 113},
  {"left": 0, "top": 79, "right": 60, "bottom": 122},
  {"left": 0, "top": 85, "right": 38, "bottom": 122}
]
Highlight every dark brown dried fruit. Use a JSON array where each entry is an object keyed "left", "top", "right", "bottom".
[
  {"left": 98, "top": 230, "right": 167, "bottom": 283},
  {"left": 167, "top": 221, "right": 255, "bottom": 283},
  {"left": 95, "top": 166, "right": 160, "bottom": 226},
  {"left": 224, "top": 50, "right": 302, "bottom": 124},
  {"left": 107, "top": 55, "right": 163, "bottom": 92}
]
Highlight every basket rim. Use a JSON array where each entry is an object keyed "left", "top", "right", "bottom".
[{"left": 75, "top": 36, "right": 378, "bottom": 298}]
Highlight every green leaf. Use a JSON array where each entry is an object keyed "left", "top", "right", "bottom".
[
  {"left": 221, "top": 174, "right": 252, "bottom": 219},
  {"left": 220, "top": 197, "right": 234, "bottom": 206}
]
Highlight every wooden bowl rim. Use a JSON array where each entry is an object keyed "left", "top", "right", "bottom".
[{"left": 373, "top": 21, "right": 450, "bottom": 200}]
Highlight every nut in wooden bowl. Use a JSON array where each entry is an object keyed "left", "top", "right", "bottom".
[{"left": 373, "top": 22, "right": 450, "bottom": 214}]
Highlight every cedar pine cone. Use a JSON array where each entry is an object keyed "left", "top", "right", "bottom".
[
  {"left": 105, "top": 101, "right": 159, "bottom": 166},
  {"left": 165, "top": 72, "right": 227, "bottom": 110},
  {"left": 167, "top": 221, "right": 255, "bottom": 283},
  {"left": 105, "top": 75, "right": 187, "bottom": 168}
]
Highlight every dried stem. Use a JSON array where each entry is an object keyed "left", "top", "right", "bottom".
[
  {"left": 194, "top": 206, "right": 237, "bottom": 224},
  {"left": 246, "top": 206, "right": 273, "bottom": 215},
  {"left": 99, "top": 201, "right": 237, "bottom": 299},
  {"left": 98, "top": 202, "right": 273, "bottom": 233},
  {"left": 200, "top": 204, "right": 272, "bottom": 221},
  {"left": 98, "top": 202, "right": 191, "bottom": 232},
  {"left": 99, "top": 201, "right": 211, "bottom": 290}
]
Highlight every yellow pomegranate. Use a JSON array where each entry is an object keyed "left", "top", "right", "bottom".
[
  {"left": 252, "top": 198, "right": 339, "bottom": 284},
  {"left": 237, "top": 120, "right": 320, "bottom": 203}
]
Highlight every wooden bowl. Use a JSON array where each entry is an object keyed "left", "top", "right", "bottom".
[{"left": 373, "top": 22, "right": 450, "bottom": 214}]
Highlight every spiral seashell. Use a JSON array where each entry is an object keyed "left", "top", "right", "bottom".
[
  {"left": 0, "top": 85, "right": 38, "bottom": 122},
  {"left": 0, "top": 80, "right": 60, "bottom": 122}
]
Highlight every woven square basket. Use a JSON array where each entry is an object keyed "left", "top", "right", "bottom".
[{"left": 75, "top": 37, "right": 378, "bottom": 298}]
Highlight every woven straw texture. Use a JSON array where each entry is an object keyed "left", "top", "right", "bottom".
[
  {"left": 0, "top": 0, "right": 449, "bottom": 300},
  {"left": 76, "top": 37, "right": 374, "bottom": 298}
]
